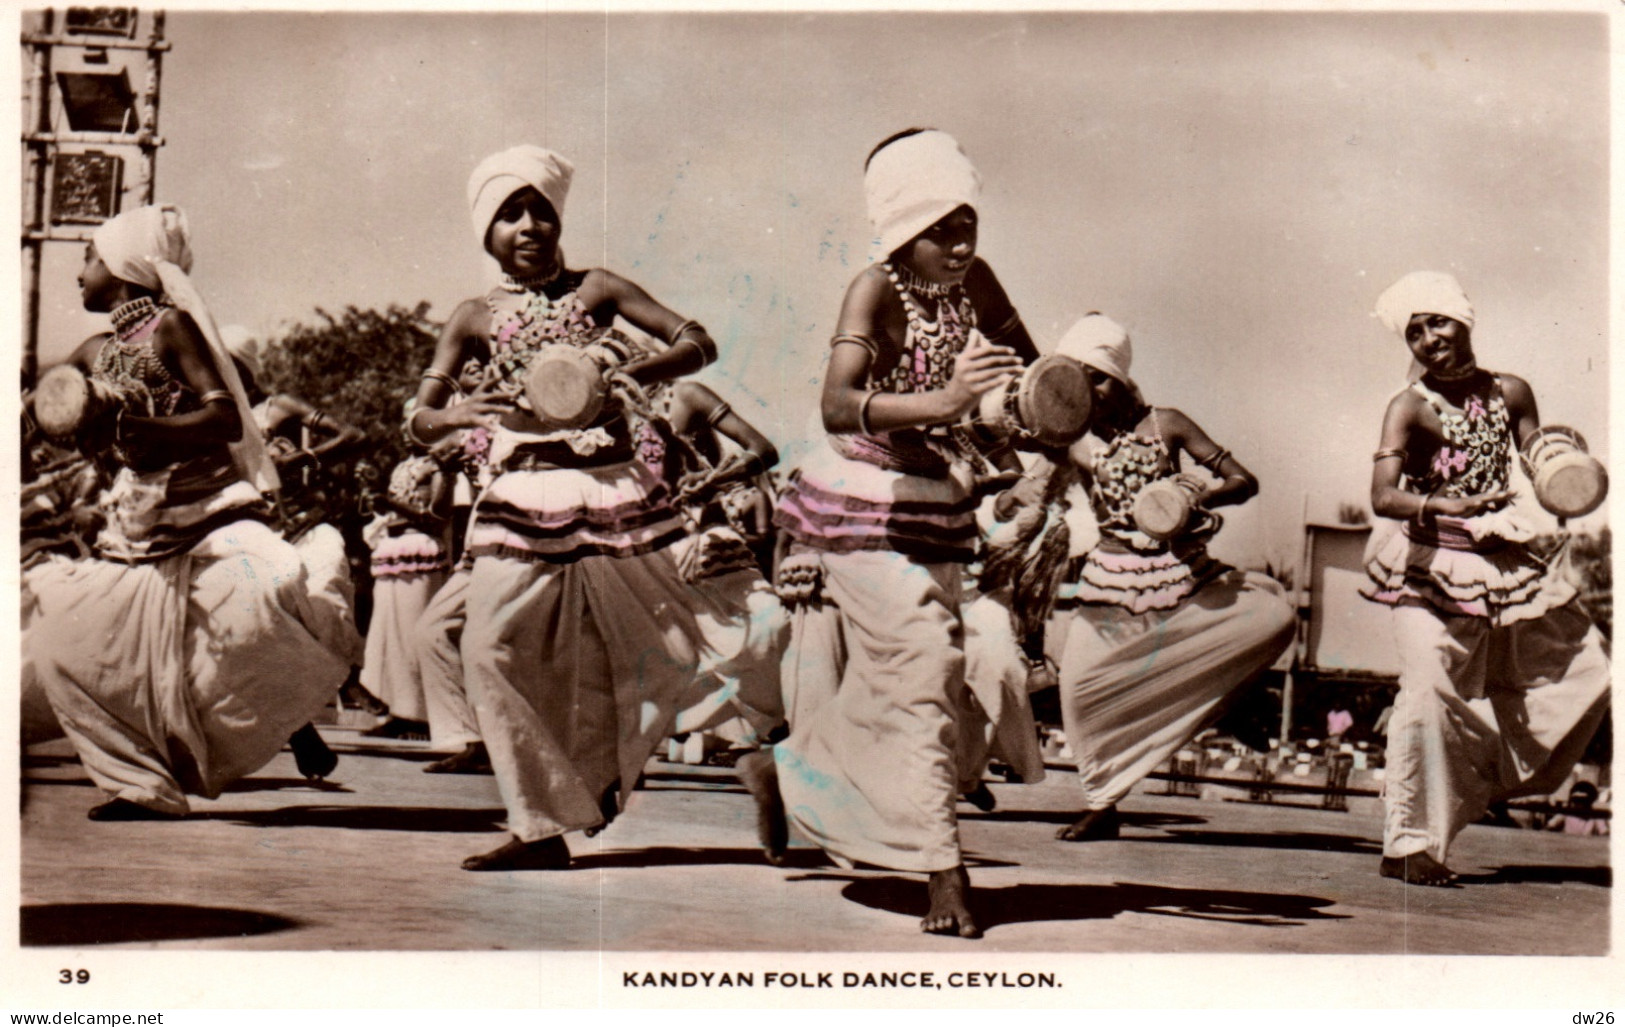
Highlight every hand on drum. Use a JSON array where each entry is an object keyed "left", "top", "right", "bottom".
[
  {"left": 1431, "top": 488, "right": 1516, "bottom": 519},
  {"left": 438, "top": 376, "right": 514, "bottom": 431},
  {"left": 944, "top": 335, "right": 1021, "bottom": 418}
]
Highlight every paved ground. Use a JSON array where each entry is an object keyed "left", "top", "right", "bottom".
[{"left": 18, "top": 726, "right": 1610, "bottom": 959}]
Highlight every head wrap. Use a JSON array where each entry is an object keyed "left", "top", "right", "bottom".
[
  {"left": 91, "top": 204, "right": 278, "bottom": 494},
  {"left": 1055, "top": 313, "right": 1144, "bottom": 407},
  {"left": 865, "top": 129, "right": 981, "bottom": 260},
  {"left": 92, "top": 204, "right": 193, "bottom": 291},
  {"left": 220, "top": 325, "right": 261, "bottom": 385},
  {"left": 1373, "top": 271, "right": 1475, "bottom": 337},
  {"left": 467, "top": 145, "right": 574, "bottom": 245}
]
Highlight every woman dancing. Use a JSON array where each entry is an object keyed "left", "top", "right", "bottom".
[
  {"left": 25, "top": 204, "right": 353, "bottom": 819},
  {"left": 1037, "top": 313, "right": 1294, "bottom": 843},
  {"left": 409, "top": 145, "right": 721, "bottom": 870},
  {"left": 743, "top": 129, "right": 1037, "bottom": 938},
  {"left": 1361, "top": 271, "right": 1610, "bottom": 886}
]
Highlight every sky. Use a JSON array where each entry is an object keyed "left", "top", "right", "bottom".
[{"left": 26, "top": 5, "right": 1612, "bottom": 571}]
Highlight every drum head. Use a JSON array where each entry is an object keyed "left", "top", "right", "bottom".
[
  {"left": 1536, "top": 454, "right": 1608, "bottom": 519},
  {"left": 524, "top": 347, "right": 606, "bottom": 429},
  {"left": 1016, "top": 355, "right": 1091, "bottom": 447},
  {"left": 35, "top": 365, "right": 92, "bottom": 438},
  {"left": 1132, "top": 479, "right": 1193, "bottom": 540}
]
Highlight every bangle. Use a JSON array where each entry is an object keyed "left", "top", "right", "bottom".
[
  {"left": 421, "top": 368, "right": 460, "bottom": 392},
  {"left": 405, "top": 407, "right": 435, "bottom": 448},
  {"left": 857, "top": 389, "right": 880, "bottom": 436},
  {"left": 307, "top": 409, "right": 327, "bottom": 429},
  {"left": 113, "top": 407, "right": 128, "bottom": 446},
  {"left": 1415, "top": 491, "right": 1436, "bottom": 524},
  {"left": 1373, "top": 448, "right": 1406, "bottom": 462},
  {"left": 705, "top": 401, "right": 733, "bottom": 428},
  {"left": 1196, "top": 446, "right": 1231, "bottom": 473},
  {"left": 671, "top": 321, "right": 718, "bottom": 364},
  {"left": 198, "top": 389, "right": 233, "bottom": 407}
]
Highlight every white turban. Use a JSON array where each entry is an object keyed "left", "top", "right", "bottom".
[
  {"left": 467, "top": 145, "right": 574, "bottom": 244},
  {"left": 92, "top": 204, "right": 193, "bottom": 291},
  {"left": 1373, "top": 271, "right": 1475, "bottom": 337},
  {"left": 92, "top": 204, "right": 278, "bottom": 494},
  {"left": 1055, "top": 313, "right": 1144, "bottom": 406},
  {"left": 865, "top": 129, "right": 981, "bottom": 260}
]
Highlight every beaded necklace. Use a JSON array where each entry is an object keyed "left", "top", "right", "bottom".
[
  {"left": 109, "top": 296, "right": 160, "bottom": 339},
  {"left": 878, "top": 262, "right": 977, "bottom": 394},
  {"left": 96, "top": 298, "right": 179, "bottom": 415}
]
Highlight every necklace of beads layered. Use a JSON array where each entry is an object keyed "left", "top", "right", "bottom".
[
  {"left": 880, "top": 262, "right": 976, "bottom": 393},
  {"left": 97, "top": 296, "right": 177, "bottom": 411}
]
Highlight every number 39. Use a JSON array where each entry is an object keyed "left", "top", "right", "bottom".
[{"left": 59, "top": 969, "right": 90, "bottom": 984}]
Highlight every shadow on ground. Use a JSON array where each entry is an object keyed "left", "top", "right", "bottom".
[
  {"left": 21, "top": 902, "right": 300, "bottom": 946},
  {"left": 960, "top": 809, "right": 1210, "bottom": 829},
  {"left": 1462, "top": 864, "right": 1611, "bottom": 888},
  {"left": 810, "top": 875, "right": 1349, "bottom": 934},
  {"left": 1135, "top": 829, "right": 1381, "bottom": 854},
  {"left": 201, "top": 805, "right": 505, "bottom": 832}
]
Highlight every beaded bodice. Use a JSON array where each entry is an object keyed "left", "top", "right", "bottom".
[
  {"left": 870, "top": 263, "right": 978, "bottom": 397},
  {"left": 91, "top": 307, "right": 189, "bottom": 418},
  {"left": 1083, "top": 412, "right": 1174, "bottom": 538},
  {"left": 1407, "top": 376, "right": 1512, "bottom": 499},
  {"left": 484, "top": 279, "right": 600, "bottom": 391}
]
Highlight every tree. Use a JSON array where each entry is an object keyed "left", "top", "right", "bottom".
[{"left": 260, "top": 302, "right": 442, "bottom": 478}]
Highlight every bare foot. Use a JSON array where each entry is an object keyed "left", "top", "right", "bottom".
[
  {"left": 735, "top": 749, "right": 789, "bottom": 866},
  {"left": 87, "top": 799, "right": 181, "bottom": 822},
  {"left": 461, "top": 835, "right": 571, "bottom": 871},
  {"left": 423, "top": 742, "right": 492, "bottom": 775},
  {"left": 1380, "top": 853, "right": 1458, "bottom": 887},
  {"left": 923, "top": 865, "right": 981, "bottom": 938},
  {"left": 962, "top": 782, "right": 997, "bottom": 812},
  {"left": 289, "top": 723, "right": 338, "bottom": 780},
  {"left": 1056, "top": 805, "right": 1120, "bottom": 841}
]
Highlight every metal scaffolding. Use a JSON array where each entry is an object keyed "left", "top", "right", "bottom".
[{"left": 20, "top": 7, "right": 168, "bottom": 387}]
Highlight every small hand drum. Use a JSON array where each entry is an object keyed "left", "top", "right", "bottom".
[
  {"left": 964, "top": 354, "right": 1092, "bottom": 450},
  {"left": 1521, "top": 425, "right": 1608, "bottom": 518},
  {"left": 522, "top": 346, "right": 610, "bottom": 430},
  {"left": 34, "top": 365, "right": 122, "bottom": 440},
  {"left": 386, "top": 453, "right": 451, "bottom": 522},
  {"left": 1132, "top": 474, "right": 1205, "bottom": 541}
]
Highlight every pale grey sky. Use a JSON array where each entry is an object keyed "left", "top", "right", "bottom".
[{"left": 31, "top": 8, "right": 1611, "bottom": 568}]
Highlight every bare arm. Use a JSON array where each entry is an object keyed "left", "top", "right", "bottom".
[
  {"left": 1369, "top": 391, "right": 1513, "bottom": 521},
  {"left": 266, "top": 393, "right": 365, "bottom": 459},
  {"left": 821, "top": 267, "right": 1021, "bottom": 434},
  {"left": 670, "top": 381, "right": 779, "bottom": 494},
  {"left": 407, "top": 299, "right": 509, "bottom": 445},
  {"left": 1499, "top": 373, "right": 1540, "bottom": 451},
  {"left": 1162, "top": 407, "right": 1258, "bottom": 509},
  {"left": 965, "top": 259, "right": 1040, "bottom": 365},
  {"left": 586, "top": 270, "right": 714, "bottom": 384},
  {"left": 118, "top": 311, "right": 243, "bottom": 462}
]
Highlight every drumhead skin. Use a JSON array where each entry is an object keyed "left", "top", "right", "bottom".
[
  {"left": 34, "top": 365, "right": 93, "bottom": 437},
  {"left": 523, "top": 347, "right": 606, "bottom": 429},
  {"left": 1536, "top": 455, "right": 1608, "bottom": 518},
  {"left": 1016, "top": 355, "right": 1091, "bottom": 447},
  {"left": 1523, "top": 425, "right": 1608, "bottom": 518},
  {"left": 1132, "top": 478, "right": 1195, "bottom": 540}
]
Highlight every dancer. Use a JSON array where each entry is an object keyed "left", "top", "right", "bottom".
[
  {"left": 744, "top": 129, "right": 1038, "bottom": 939},
  {"left": 1036, "top": 313, "right": 1294, "bottom": 842},
  {"left": 1362, "top": 271, "right": 1610, "bottom": 885},
  {"left": 642, "top": 379, "right": 787, "bottom": 753},
  {"left": 359, "top": 441, "right": 458, "bottom": 740},
  {"left": 409, "top": 145, "right": 720, "bottom": 869},
  {"left": 226, "top": 327, "right": 375, "bottom": 736},
  {"left": 24, "top": 204, "right": 353, "bottom": 819}
]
